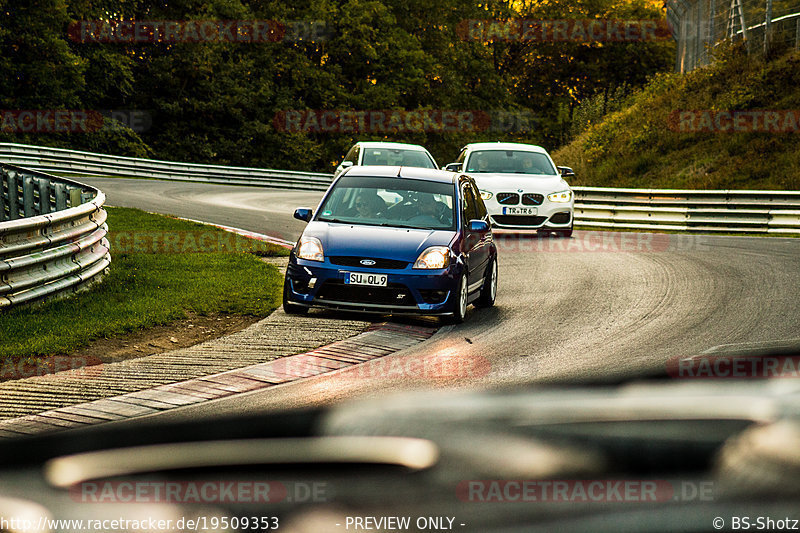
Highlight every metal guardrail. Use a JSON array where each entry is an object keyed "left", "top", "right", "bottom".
[
  {"left": 2, "top": 143, "right": 798, "bottom": 234},
  {"left": 0, "top": 143, "right": 332, "bottom": 192},
  {"left": 573, "top": 186, "right": 800, "bottom": 234},
  {"left": 0, "top": 163, "right": 110, "bottom": 309}
]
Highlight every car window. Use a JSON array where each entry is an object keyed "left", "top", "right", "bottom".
[
  {"left": 465, "top": 150, "right": 557, "bottom": 175},
  {"left": 317, "top": 175, "right": 455, "bottom": 230},
  {"left": 471, "top": 181, "right": 488, "bottom": 219},
  {"left": 361, "top": 148, "right": 435, "bottom": 168},
  {"left": 462, "top": 182, "right": 478, "bottom": 224},
  {"left": 343, "top": 145, "right": 358, "bottom": 164},
  {"left": 456, "top": 149, "right": 467, "bottom": 164}
]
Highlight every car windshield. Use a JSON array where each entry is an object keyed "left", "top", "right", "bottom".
[
  {"left": 361, "top": 148, "right": 435, "bottom": 168},
  {"left": 465, "top": 150, "right": 557, "bottom": 175},
  {"left": 316, "top": 175, "right": 455, "bottom": 230}
]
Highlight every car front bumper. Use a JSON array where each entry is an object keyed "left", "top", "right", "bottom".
[
  {"left": 284, "top": 257, "right": 463, "bottom": 315},
  {"left": 485, "top": 199, "right": 574, "bottom": 229}
]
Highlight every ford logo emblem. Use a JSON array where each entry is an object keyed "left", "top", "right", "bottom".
[{"left": 360, "top": 259, "right": 376, "bottom": 266}]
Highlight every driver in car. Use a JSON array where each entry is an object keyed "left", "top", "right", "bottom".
[
  {"left": 407, "top": 195, "right": 441, "bottom": 226},
  {"left": 354, "top": 191, "right": 386, "bottom": 218}
]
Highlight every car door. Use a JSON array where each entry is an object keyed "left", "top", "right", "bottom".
[{"left": 460, "top": 179, "right": 490, "bottom": 290}]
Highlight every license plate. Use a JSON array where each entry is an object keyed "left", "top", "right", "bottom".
[
  {"left": 503, "top": 206, "right": 537, "bottom": 215},
  {"left": 344, "top": 272, "right": 388, "bottom": 286}
]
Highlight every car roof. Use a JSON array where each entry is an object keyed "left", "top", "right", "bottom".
[
  {"left": 343, "top": 165, "right": 458, "bottom": 184},
  {"left": 462, "top": 142, "right": 548, "bottom": 154},
  {"left": 356, "top": 141, "right": 430, "bottom": 151}
]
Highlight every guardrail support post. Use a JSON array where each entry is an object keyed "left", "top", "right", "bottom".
[
  {"left": 0, "top": 170, "right": 6, "bottom": 222},
  {"left": 54, "top": 183, "right": 68, "bottom": 211},
  {"left": 37, "top": 178, "right": 52, "bottom": 215},
  {"left": 22, "top": 177, "right": 35, "bottom": 217},
  {"left": 7, "top": 173, "right": 19, "bottom": 221},
  {"left": 69, "top": 188, "right": 82, "bottom": 207}
]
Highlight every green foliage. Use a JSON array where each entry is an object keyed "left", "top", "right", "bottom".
[
  {"left": 0, "top": 0, "right": 674, "bottom": 170},
  {"left": 570, "top": 84, "right": 636, "bottom": 138},
  {"left": 553, "top": 48, "right": 800, "bottom": 190}
]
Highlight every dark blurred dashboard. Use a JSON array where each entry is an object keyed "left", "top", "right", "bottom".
[{"left": 1, "top": 376, "right": 799, "bottom": 533}]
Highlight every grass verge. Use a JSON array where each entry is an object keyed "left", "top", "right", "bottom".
[{"left": 0, "top": 207, "right": 289, "bottom": 363}]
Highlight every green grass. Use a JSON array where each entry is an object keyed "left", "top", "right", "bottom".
[
  {"left": 0, "top": 207, "right": 289, "bottom": 362},
  {"left": 554, "top": 46, "right": 800, "bottom": 191}
]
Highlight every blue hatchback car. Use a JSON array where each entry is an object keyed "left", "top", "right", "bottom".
[{"left": 283, "top": 166, "right": 498, "bottom": 323}]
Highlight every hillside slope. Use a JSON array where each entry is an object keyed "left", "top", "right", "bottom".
[{"left": 553, "top": 47, "right": 800, "bottom": 190}]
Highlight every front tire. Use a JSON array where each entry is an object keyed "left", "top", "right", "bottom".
[
  {"left": 445, "top": 273, "right": 469, "bottom": 324},
  {"left": 282, "top": 278, "right": 308, "bottom": 315},
  {"left": 474, "top": 258, "right": 497, "bottom": 308}
]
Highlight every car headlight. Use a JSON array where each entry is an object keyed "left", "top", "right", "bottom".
[
  {"left": 547, "top": 190, "right": 572, "bottom": 203},
  {"left": 479, "top": 190, "right": 493, "bottom": 201},
  {"left": 296, "top": 236, "right": 324, "bottom": 261},
  {"left": 413, "top": 246, "right": 450, "bottom": 269}
]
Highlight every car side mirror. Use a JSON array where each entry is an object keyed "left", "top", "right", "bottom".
[
  {"left": 443, "top": 163, "right": 462, "bottom": 172},
  {"left": 558, "top": 166, "right": 575, "bottom": 178},
  {"left": 340, "top": 161, "right": 354, "bottom": 169},
  {"left": 293, "top": 208, "right": 313, "bottom": 222},
  {"left": 469, "top": 219, "right": 490, "bottom": 233}
]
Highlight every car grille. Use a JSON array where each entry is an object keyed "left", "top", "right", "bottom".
[
  {"left": 328, "top": 256, "right": 409, "bottom": 269},
  {"left": 522, "top": 193, "right": 544, "bottom": 205},
  {"left": 491, "top": 215, "right": 548, "bottom": 227},
  {"left": 315, "top": 280, "right": 416, "bottom": 306},
  {"left": 496, "top": 193, "right": 520, "bottom": 205},
  {"left": 549, "top": 212, "right": 572, "bottom": 224}
]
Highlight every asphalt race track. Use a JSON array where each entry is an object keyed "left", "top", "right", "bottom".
[
  {"left": 80, "top": 176, "right": 317, "bottom": 242},
  {"left": 82, "top": 177, "right": 800, "bottom": 420}
]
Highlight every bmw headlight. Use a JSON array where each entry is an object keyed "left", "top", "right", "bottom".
[
  {"left": 479, "top": 190, "right": 493, "bottom": 201},
  {"left": 413, "top": 246, "right": 450, "bottom": 269},
  {"left": 547, "top": 190, "right": 572, "bottom": 203},
  {"left": 297, "top": 236, "right": 324, "bottom": 261}
]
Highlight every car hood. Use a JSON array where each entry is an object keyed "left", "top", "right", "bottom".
[
  {"left": 470, "top": 174, "right": 570, "bottom": 194},
  {"left": 303, "top": 222, "right": 456, "bottom": 263}
]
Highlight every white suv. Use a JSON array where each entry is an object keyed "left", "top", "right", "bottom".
[
  {"left": 444, "top": 142, "right": 574, "bottom": 236},
  {"left": 334, "top": 141, "right": 438, "bottom": 179}
]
